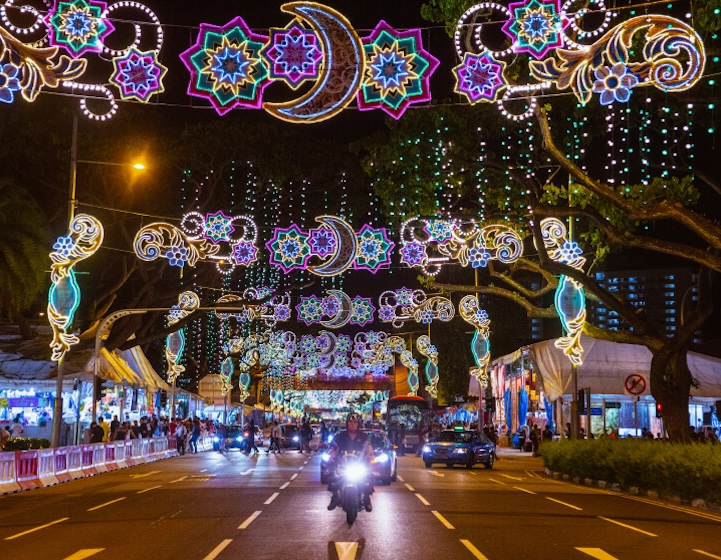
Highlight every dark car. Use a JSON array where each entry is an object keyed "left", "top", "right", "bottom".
[
  {"left": 212, "top": 425, "right": 245, "bottom": 451},
  {"left": 320, "top": 429, "right": 398, "bottom": 485},
  {"left": 421, "top": 428, "right": 495, "bottom": 469},
  {"left": 281, "top": 424, "right": 302, "bottom": 450}
]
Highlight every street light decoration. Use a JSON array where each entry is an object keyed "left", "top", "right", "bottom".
[
  {"left": 417, "top": 335, "right": 439, "bottom": 398},
  {"left": 460, "top": 295, "right": 491, "bottom": 387},
  {"left": 47, "top": 213, "right": 104, "bottom": 361},
  {"left": 214, "top": 287, "right": 292, "bottom": 327},
  {"left": 378, "top": 287, "right": 455, "bottom": 328},
  {"left": 165, "top": 290, "right": 199, "bottom": 384}
]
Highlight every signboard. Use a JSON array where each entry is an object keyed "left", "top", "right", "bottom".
[{"left": 624, "top": 373, "right": 648, "bottom": 396}]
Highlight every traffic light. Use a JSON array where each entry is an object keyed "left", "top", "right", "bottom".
[
  {"left": 487, "top": 397, "right": 496, "bottom": 413},
  {"left": 655, "top": 402, "right": 663, "bottom": 418}
]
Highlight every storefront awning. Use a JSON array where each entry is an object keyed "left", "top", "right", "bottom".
[{"left": 85, "top": 347, "right": 170, "bottom": 391}]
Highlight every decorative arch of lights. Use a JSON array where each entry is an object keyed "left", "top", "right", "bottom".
[
  {"left": 399, "top": 217, "right": 524, "bottom": 276},
  {"left": 535, "top": 218, "right": 587, "bottom": 365},
  {"left": 0, "top": 1, "right": 701, "bottom": 122},
  {"left": 453, "top": 0, "right": 706, "bottom": 120},
  {"left": 47, "top": 214, "right": 104, "bottom": 361}
]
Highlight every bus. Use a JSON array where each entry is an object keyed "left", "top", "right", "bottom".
[{"left": 385, "top": 395, "right": 432, "bottom": 453}]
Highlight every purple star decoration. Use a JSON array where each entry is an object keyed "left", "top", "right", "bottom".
[
  {"left": 262, "top": 22, "right": 322, "bottom": 89},
  {"left": 110, "top": 48, "right": 167, "bottom": 102},
  {"left": 453, "top": 52, "right": 507, "bottom": 104}
]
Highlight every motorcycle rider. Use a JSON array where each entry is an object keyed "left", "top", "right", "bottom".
[{"left": 327, "top": 412, "right": 374, "bottom": 512}]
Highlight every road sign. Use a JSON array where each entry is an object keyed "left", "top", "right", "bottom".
[{"left": 624, "top": 373, "right": 648, "bottom": 396}]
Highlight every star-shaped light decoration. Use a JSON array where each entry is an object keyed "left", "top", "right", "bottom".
[
  {"left": 203, "top": 211, "right": 234, "bottom": 242},
  {"left": 350, "top": 296, "right": 376, "bottom": 326},
  {"left": 308, "top": 226, "right": 337, "bottom": 257},
  {"left": 266, "top": 224, "right": 310, "bottom": 273},
  {"left": 297, "top": 296, "right": 324, "bottom": 326},
  {"left": 261, "top": 21, "right": 322, "bottom": 89},
  {"left": 231, "top": 240, "right": 258, "bottom": 266},
  {"left": 502, "top": 0, "right": 567, "bottom": 60},
  {"left": 180, "top": 17, "right": 269, "bottom": 116},
  {"left": 400, "top": 241, "right": 427, "bottom": 268},
  {"left": 425, "top": 219, "right": 453, "bottom": 243},
  {"left": 453, "top": 52, "right": 508, "bottom": 104},
  {"left": 354, "top": 224, "right": 395, "bottom": 272},
  {"left": 358, "top": 21, "right": 439, "bottom": 119},
  {"left": 46, "top": 0, "right": 115, "bottom": 57},
  {"left": 110, "top": 48, "right": 167, "bottom": 102}
]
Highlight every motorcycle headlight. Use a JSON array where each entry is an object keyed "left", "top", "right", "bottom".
[
  {"left": 343, "top": 463, "right": 368, "bottom": 483},
  {"left": 321, "top": 452, "right": 331, "bottom": 462},
  {"left": 292, "top": 435, "right": 300, "bottom": 442},
  {"left": 422, "top": 445, "right": 432, "bottom": 453},
  {"left": 327, "top": 435, "right": 334, "bottom": 443},
  {"left": 374, "top": 452, "right": 389, "bottom": 464},
  {"left": 213, "top": 437, "right": 220, "bottom": 442}
]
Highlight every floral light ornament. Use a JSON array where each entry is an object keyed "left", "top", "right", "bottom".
[
  {"left": 180, "top": 16, "right": 270, "bottom": 116},
  {"left": 231, "top": 241, "right": 257, "bottom": 266},
  {"left": 203, "top": 211, "right": 235, "bottom": 242},
  {"left": 354, "top": 224, "right": 394, "bottom": 272},
  {"left": 453, "top": 52, "right": 507, "bottom": 104},
  {"left": 0, "top": 63, "right": 21, "bottom": 103},
  {"left": 46, "top": 0, "right": 115, "bottom": 57},
  {"left": 262, "top": 21, "right": 322, "bottom": 89},
  {"left": 110, "top": 47, "right": 167, "bottom": 102},
  {"left": 358, "top": 21, "right": 439, "bottom": 119},
  {"left": 399, "top": 241, "right": 427, "bottom": 268},
  {"left": 266, "top": 224, "right": 311, "bottom": 273},
  {"left": 592, "top": 63, "right": 638, "bottom": 105},
  {"left": 502, "top": 0, "right": 567, "bottom": 59}
]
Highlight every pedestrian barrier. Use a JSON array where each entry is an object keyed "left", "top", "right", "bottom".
[
  {"left": 37, "top": 448, "right": 59, "bottom": 487},
  {"left": 0, "top": 451, "right": 20, "bottom": 494},
  {"left": 0, "top": 434, "right": 214, "bottom": 495}
]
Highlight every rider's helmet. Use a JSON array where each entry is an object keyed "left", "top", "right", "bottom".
[{"left": 346, "top": 412, "right": 362, "bottom": 428}]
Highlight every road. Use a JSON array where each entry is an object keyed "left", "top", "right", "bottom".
[{"left": 1, "top": 445, "right": 720, "bottom": 560}]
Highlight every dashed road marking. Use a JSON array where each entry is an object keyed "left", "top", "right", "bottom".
[
  {"left": 130, "top": 471, "right": 160, "bottom": 478},
  {"left": 397, "top": 475, "right": 405, "bottom": 482},
  {"left": 576, "top": 548, "right": 619, "bottom": 559},
  {"left": 488, "top": 478, "right": 505, "bottom": 485},
  {"left": 264, "top": 493, "right": 280, "bottom": 505},
  {"left": 404, "top": 483, "right": 415, "bottom": 492},
  {"left": 432, "top": 511, "right": 455, "bottom": 529},
  {"left": 460, "top": 539, "right": 489, "bottom": 560},
  {"left": 499, "top": 474, "right": 524, "bottom": 481},
  {"left": 598, "top": 516, "right": 657, "bottom": 537},
  {"left": 280, "top": 482, "right": 290, "bottom": 490},
  {"left": 202, "top": 539, "right": 232, "bottom": 560},
  {"left": 513, "top": 486, "right": 536, "bottom": 495},
  {"left": 290, "top": 473, "right": 298, "bottom": 480},
  {"left": 240, "top": 469, "right": 254, "bottom": 475},
  {"left": 62, "top": 549, "right": 105, "bottom": 560},
  {"left": 546, "top": 497, "right": 582, "bottom": 510},
  {"left": 428, "top": 470, "right": 445, "bottom": 477},
  {"left": 4, "top": 518, "right": 69, "bottom": 540},
  {"left": 238, "top": 511, "right": 262, "bottom": 529},
  {"left": 87, "top": 497, "right": 126, "bottom": 511},
  {"left": 693, "top": 550, "right": 721, "bottom": 559},
  {"left": 137, "top": 485, "right": 162, "bottom": 494},
  {"left": 169, "top": 476, "right": 187, "bottom": 483},
  {"left": 415, "top": 493, "right": 430, "bottom": 506}
]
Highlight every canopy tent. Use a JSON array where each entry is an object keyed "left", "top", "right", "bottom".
[
  {"left": 480, "top": 334, "right": 721, "bottom": 402},
  {"left": 84, "top": 347, "right": 170, "bottom": 391}
]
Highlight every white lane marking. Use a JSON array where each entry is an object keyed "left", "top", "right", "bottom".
[
  {"left": 334, "top": 542, "right": 359, "bottom": 560},
  {"left": 238, "top": 511, "right": 262, "bottom": 529},
  {"left": 169, "top": 476, "right": 188, "bottom": 483},
  {"left": 397, "top": 475, "right": 405, "bottom": 482},
  {"left": 404, "top": 483, "right": 415, "bottom": 492},
  {"left": 137, "top": 485, "right": 162, "bottom": 494},
  {"left": 87, "top": 497, "right": 126, "bottom": 511},
  {"left": 488, "top": 478, "right": 505, "bottom": 485},
  {"left": 200, "top": 469, "right": 208, "bottom": 473},
  {"left": 240, "top": 469, "right": 255, "bottom": 475},
  {"left": 299, "top": 466, "right": 304, "bottom": 470},
  {"left": 428, "top": 470, "right": 445, "bottom": 477},
  {"left": 432, "top": 510, "right": 455, "bottom": 529},
  {"left": 468, "top": 472, "right": 477, "bottom": 476},
  {"left": 546, "top": 497, "right": 582, "bottom": 510},
  {"left": 499, "top": 474, "right": 524, "bottom": 481},
  {"left": 460, "top": 540, "right": 489, "bottom": 560},
  {"left": 290, "top": 473, "right": 298, "bottom": 480},
  {"left": 598, "top": 516, "right": 657, "bottom": 537},
  {"left": 202, "top": 539, "right": 233, "bottom": 560},
  {"left": 576, "top": 549, "right": 619, "bottom": 560},
  {"left": 513, "top": 486, "right": 536, "bottom": 495},
  {"left": 280, "top": 482, "right": 290, "bottom": 490},
  {"left": 129, "top": 471, "right": 160, "bottom": 479},
  {"left": 62, "top": 549, "right": 105, "bottom": 560},
  {"left": 4, "top": 518, "right": 69, "bottom": 540},
  {"left": 264, "top": 493, "right": 280, "bottom": 505},
  {"left": 693, "top": 550, "right": 721, "bottom": 559},
  {"left": 415, "top": 493, "right": 430, "bottom": 506}
]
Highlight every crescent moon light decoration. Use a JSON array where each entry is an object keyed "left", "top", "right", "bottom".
[
  {"left": 319, "top": 289, "right": 353, "bottom": 328},
  {"left": 400, "top": 217, "right": 523, "bottom": 276},
  {"left": 264, "top": 2, "right": 364, "bottom": 123},
  {"left": 459, "top": 295, "right": 491, "bottom": 387},
  {"left": 47, "top": 214, "right": 104, "bottom": 361},
  {"left": 378, "top": 287, "right": 454, "bottom": 328},
  {"left": 267, "top": 215, "right": 393, "bottom": 276},
  {"left": 453, "top": 1, "right": 706, "bottom": 120},
  {"left": 535, "top": 218, "right": 587, "bottom": 365}
]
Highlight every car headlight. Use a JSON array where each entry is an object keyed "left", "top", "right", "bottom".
[
  {"left": 452, "top": 447, "right": 468, "bottom": 455},
  {"left": 343, "top": 463, "right": 368, "bottom": 483},
  {"left": 374, "top": 452, "right": 389, "bottom": 464},
  {"left": 422, "top": 445, "right": 431, "bottom": 453},
  {"left": 321, "top": 452, "right": 331, "bottom": 462},
  {"left": 326, "top": 435, "right": 334, "bottom": 443},
  {"left": 213, "top": 436, "right": 220, "bottom": 442},
  {"left": 236, "top": 436, "right": 244, "bottom": 442},
  {"left": 292, "top": 435, "right": 300, "bottom": 442}
]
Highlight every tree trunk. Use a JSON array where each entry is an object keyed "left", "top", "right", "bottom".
[{"left": 650, "top": 348, "right": 694, "bottom": 442}]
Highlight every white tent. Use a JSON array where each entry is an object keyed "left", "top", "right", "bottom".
[{"left": 522, "top": 335, "right": 721, "bottom": 401}]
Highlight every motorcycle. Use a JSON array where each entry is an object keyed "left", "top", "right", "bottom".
[{"left": 334, "top": 453, "right": 372, "bottom": 525}]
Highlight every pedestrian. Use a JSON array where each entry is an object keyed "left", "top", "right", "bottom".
[
  {"left": 98, "top": 417, "right": 110, "bottom": 442},
  {"left": 300, "top": 418, "right": 312, "bottom": 453},
  {"left": 10, "top": 415, "right": 24, "bottom": 438},
  {"left": 110, "top": 414, "right": 120, "bottom": 435},
  {"left": 268, "top": 420, "right": 282, "bottom": 453},
  {"left": 245, "top": 418, "right": 259, "bottom": 454},
  {"left": 89, "top": 422, "right": 104, "bottom": 443},
  {"left": 530, "top": 424, "right": 540, "bottom": 456},
  {"left": 175, "top": 420, "right": 187, "bottom": 455},
  {"left": 0, "top": 425, "right": 10, "bottom": 450},
  {"left": 397, "top": 423, "right": 406, "bottom": 456},
  {"left": 190, "top": 417, "right": 201, "bottom": 453}
]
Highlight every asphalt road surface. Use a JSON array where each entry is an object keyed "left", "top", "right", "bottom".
[{"left": 1, "top": 446, "right": 719, "bottom": 560}]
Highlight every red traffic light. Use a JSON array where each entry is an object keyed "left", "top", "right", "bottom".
[{"left": 655, "top": 402, "right": 663, "bottom": 418}]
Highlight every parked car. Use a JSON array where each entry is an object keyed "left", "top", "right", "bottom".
[
  {"left": 320, "top": 429, "right": 398, "bottom": 485},
  {"left": 421, "top": 428, "right": 495, "bottom": 469}
]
